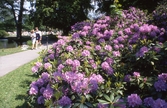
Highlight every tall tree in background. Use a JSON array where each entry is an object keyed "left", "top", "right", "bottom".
[
  {"left": 31, "top": 0, "right": 93, "bottom": 35},
  {"left": 0, "top": 0, "right": 31, "bottom": 45},
  {"left": 0, "top": 5, "right": 15, "bottom": 32}
]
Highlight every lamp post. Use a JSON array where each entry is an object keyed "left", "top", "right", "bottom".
[{"left": 46, "top": 36, "right": 48, "bottom": 50}]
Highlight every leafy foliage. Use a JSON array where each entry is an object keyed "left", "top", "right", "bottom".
[
  {"left": 0, "top": 30, "right": 9, "bottom": 38},
  {"left": 31, "top": 0, "right": 93, "bottom": 35}
]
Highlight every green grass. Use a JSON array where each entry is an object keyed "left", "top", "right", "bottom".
[
  {"left": 0, "top": 60, "right": 38, "bottom": 108},
  {"left": 0, "top": 47, "right": 25, "bottom": 56}
]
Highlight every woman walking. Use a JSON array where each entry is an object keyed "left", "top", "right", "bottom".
[{"left": 30, "top": 29, "right": 36, "bottom": 50}]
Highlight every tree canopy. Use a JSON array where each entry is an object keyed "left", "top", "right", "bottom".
[{"left": 31, "top": 0, "right": 93, "bottom": 35}]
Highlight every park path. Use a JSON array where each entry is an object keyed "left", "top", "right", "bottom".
[{"left": 0, "top": 44, "right": 52, "bottom": 77}]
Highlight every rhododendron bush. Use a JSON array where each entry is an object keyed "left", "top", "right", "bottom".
[{"left": 27, "top": 7, "right": 167, "bottom": 108}]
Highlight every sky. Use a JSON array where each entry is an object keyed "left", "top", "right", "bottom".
[{"left": 24, "top": 1, "right": 30, "bottom": 10}]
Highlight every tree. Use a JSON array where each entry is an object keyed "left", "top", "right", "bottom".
[
  {"left": 0, "top": 0, "right": 31, "bottom": 45},
  {"left": 0, "top": 5, "right": 15, "bottom": 32},
  {"left": 30, "top": 0, "right": 93, "bottom": 35}
]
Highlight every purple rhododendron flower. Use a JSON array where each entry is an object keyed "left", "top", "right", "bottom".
[
  {"left": 154, "top": 80, "right": 167, "bottom": 92},
  {"left": 118, "top": 30, "right": 123, "bottom": 36},
  {"left": 91, "top": 63, "right": 97, "bottom": 69},
  {"left": 90, "top": 80, "right": 98, "bottom": 92},
  {"left": 124, "top": 74, "right": 131, "bottom": 82},
  {"left": 117, "top": 36, "right": 125, "bottom": 43},
  {"left": 41, "top": 72, "right": 50, "bottom": 82},
  {"left": 37, "top": 96, "right": 45, "bottom": 104},
  {"left": 36, "top": 78, "right": 44, "bottom": 87},
  {"left": 72, "top": 33, "right": 80, "bottom": 38},
  {"left": 53, "top": 71, "right": 63, "bottom": 82},
  {"left": 35, "top": 62, "right": 43, "bottom": 68},
  {"left": 58, "top": 96, "right": 71, "bottom": 106},
  {"left": 82, "top": 50, "right": 90, "bottom": 57},
  {"left": 89, "top": 74, "right": 104, "bottom": 83},
  {"left": 43, "top": 85, "right": 54, "bottom": 99},
  {"left": 113, "top": 51, "right": 121, "bottom": 57},
  {"left": 29, "top": 85, "right": 38, "bottom": 95},
  {"left": 95, "top": 45, "right": 101, "bottom": 51},
  {"left": 133, "top": 72, "right": 140, "bottom": 78},
  {"left": 101, "top": 61, "right": 110, "bottom": 70},
  {"left": 73, "top": 59, "right": 80, "bottom": 67},
  {"left": 31, "top": 66, "right": 38, "bottom": 73},
  {"left": 158, "top": 73, "right": 167, "bottom": 81},
  {"left": 150, "top": 31, "right": 157, "bottom": 37},
  {"left": 40, "top": 87, "right": 45, "bottom": 94},
  {"left": 113, "top": 39, "right": 119, "bottom": 44},
  {"left": 106, "top": 57, "right": 114, "bottom": 65},
  {"left": 104, "top": 45, "right": 112, "bottom": 51},
  {"left": 66, "top": 45, "right": 74, "bottom": 52},
  {"left": 144, "top": 97, "right": 154, "bottom": 107},
  {"left": 63, "top": 71, "right": 78, "bottom": 83},
  {"left": 124, "top": 28, "right": 132, "bottom": 35},
  {"left": 127, "top": 94, "right": 142, "bottom": 107},
  {"left": 80, "top": 31, "right": 87, "bottom": 36},
  {"left": 106, "top": 67, "right": 114, "bottom": 75},
  {"left": 153, "top": 98, "right": 167, "bottom": 108},
  {"left": 65, "top": 59, "right": 73, "bottom": 65},
  {"left": 57, "top": 64, "right": 65, "bottom": 72},
  {"left": 114, "top": 44, "right": 119, "bottom": 50},
  {"left": 57, "top": 39, "right": 66, "bottom": 46},
  {"left": 136, "top": 46, "right": 149, "bottom": 57},
  {"left": 48, "top": 53, "right": 55, "bottom": 60},
  {"left": 44, "top": 62, "right": 52, "bottom": 70}
]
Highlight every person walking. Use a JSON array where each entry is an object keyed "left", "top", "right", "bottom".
[
  {"left": 30, "top": 29, "right": 36, "bottom": 50},
  {"left": 35, "top": 27, "right": 42, "bottom": 49}
]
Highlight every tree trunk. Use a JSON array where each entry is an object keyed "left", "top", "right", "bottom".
[
  {"left": 16, "top": 0, "right": 25, "bottom": 46},
  {"left": 16, "top": 23, "right": 22, "bottom": 46}
]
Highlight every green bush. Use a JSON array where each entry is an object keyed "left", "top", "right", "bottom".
[
  {"left": 27, "top": 40, "right": 32, "bottom": 46},
  {"left": 0, "top": 30, "right": 9, "bottom": 38}
]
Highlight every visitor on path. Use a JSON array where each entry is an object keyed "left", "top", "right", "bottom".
[
  {"left": 30, "top": 29, "right": 36, "bottom": 50},
  {"left": 35, "top": 27, "right": 42, "bottom": 49}
]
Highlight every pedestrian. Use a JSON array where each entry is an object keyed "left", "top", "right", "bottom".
[
  {"left": 35, "top": 27, "right": 42, "bottom": 49},
  {"left": 30, "top": 29, "right": 36, "bottom": 50}
]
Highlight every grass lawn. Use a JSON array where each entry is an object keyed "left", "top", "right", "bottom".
[
  {"left": 0, "top": 60, "right": 38, "bottom": 108},
  {"left": 0, "top": 47, "right": 25, "bottom": 56}
]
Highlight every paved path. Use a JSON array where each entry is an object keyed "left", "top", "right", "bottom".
[{"left": 0, "top": 44, "right": 52, "bottom": 77}]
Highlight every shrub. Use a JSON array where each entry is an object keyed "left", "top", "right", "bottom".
[
  {"left": 27, "top": 7, "right": 167, "bottom": 108},
  {"left": 27, "top": 40, "right": 32, "bottom": 46},
  {"left": 0, "top": 30, "right": 9, "bottom": 38},
  {"left": 148, "top": 0, "right": 167, "bottom": 42}
]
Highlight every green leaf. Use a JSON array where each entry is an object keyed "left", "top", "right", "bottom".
[
  {"left": 73, "top": 103, "right": 80, "bottom": 108},
  {"left": 85, "top": 68, "right": 89, "bottom": 75},
  {"left": 63, "top": 105, "right": 71, "bottom": 108},
  {"left": 110, "top": 94, "right": 114, "bottom": 101},
  {"left": 114, "top": 96, "right": 121, "bottom": 102},
  {"left": 139, "top": 83, "right": 144, "bottom": 88},
  {"left": 151, "top": 61, "right": 154, "bottom": 65},
  {"left": 79, "top": 103, "right": 88, "bottom": 108},
  {"left": 85, "top": 94, "right": 92, "bottom": 101},
  {"left": 97, "top": 99, "right": 110, "bottom": 104},
  {"left": 85, "top": 102, "right": 94, "bottom": 108},
  {"left": 110, "top": 5, "right": 116, "bottom": 8},
  {"left": 104, "top": 94, "right": 111, "bottom": 102},
  {"left": 109, "top": 104, "right": 114, "bottom": 108}
]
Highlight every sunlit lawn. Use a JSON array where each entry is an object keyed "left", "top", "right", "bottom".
[
  {"left": 0, "top": 60, "right": 38, "bottom": 108},
  {"left": 0, "top": 47, "right": 25, "bottom": 56}
]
